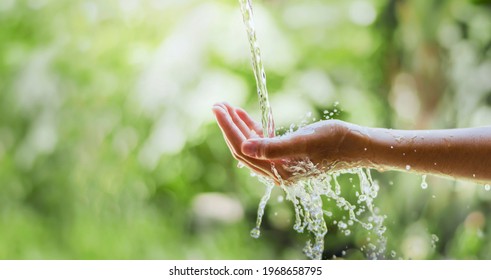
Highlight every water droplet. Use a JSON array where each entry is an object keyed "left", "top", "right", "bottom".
[
  {"left": 473, "top": 174, "right": 476, "bottom": 178},
  {"left": 405, "top": 165, "right": 411, "bottom": 171},
  {"left": 431, "top": 234, "right": 439, "bottom": 249},
  {"left": 364, "top": 148, "right": 367, "bottom": 151},
  {"left": 344, "top": 230, "right": 351, "bottom": 236},
  {"left": 390, "top": 146, "right": 394, "bottom": 149},
  {"left": 485, "top": 184, "right": 491, "bottom": 191},
  {"left": 376, "top": 226, "right": 387, "bottom": 235},
  {"left": 338, "top": 221, "right": 347, "bottom": 229},
  {"left": 237, "top": 162, "right": 245, "bottom": 168},
  {"left": 250, "top": 227, "right": 260, "bottom": 238},
  {"left": 277, "top": 195, "right": 284, "bottom": 202},
  {"left": 432, "top": 234, "right": 439, "bottom": 242},
  {"left": 363, "top": 223, "right": 373, "bottom": 230},
  {"left": 293, "top": 223, "right": 303, "bottom": 232},
  {"left": 390, "top": 250, "right": 397, "bottom": 258},
  {"left": 421, "top": 175, "right": 428, "bottom": 189}
]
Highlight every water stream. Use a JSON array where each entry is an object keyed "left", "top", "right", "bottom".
[{"left": 238, "top": 0, "right": 275, "bottom": 138}]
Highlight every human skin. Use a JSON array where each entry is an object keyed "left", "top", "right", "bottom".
[{"left": 212, "top": 102, "right": 491, "bottom": 185}]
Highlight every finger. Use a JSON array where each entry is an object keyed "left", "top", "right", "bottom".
[
  {"left": 221, "top": 102, "right": 255, "bottom": 139},
  {"left": 241, "top": 136, "right": 307, "bottom": 160},
  {"left": 235, "top": 107, "right": 264, "bottom": 137},
  {"left": 213, "top": 105, "right": 278, "bottom": 178},
  {"left": 231, "top": 143, "right": 280, "bottom": 179},
  {"left": 219, "top": 133, "right": 273, "bottom": 178},
  {"left": 223, "top": 136, "right": 282, "bottom": 182},
  {"left": 244, "top": 160, "right": 284, "bottom": 186},
  {"left": 213, "top": 105, "right": 246, "bottom": 154},
  {"left": 241, "top": 159, "right": 274, "bottom": 179}
]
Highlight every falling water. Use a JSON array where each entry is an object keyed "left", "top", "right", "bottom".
[
  {"left": 238, "top": 0, "right": 275, "bottom": 138},
  {"left": 238, "top": 0, "right": 276, "bottom": 241}
]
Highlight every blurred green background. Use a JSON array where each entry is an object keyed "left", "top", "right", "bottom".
[{"left": 1, "top": 0, "right": 491, "bottom": 259}]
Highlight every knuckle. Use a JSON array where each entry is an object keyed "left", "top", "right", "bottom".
[{"left": 258, "top": 142, "right": 269, "bottom": 158}]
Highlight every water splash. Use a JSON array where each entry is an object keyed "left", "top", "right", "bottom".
[{"left": 253, "top": 161, "right": 387, "bottom": 260}]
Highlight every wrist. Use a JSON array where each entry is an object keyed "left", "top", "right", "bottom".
[{"left": 337, "top": 122, "right": 374, "bottom": 169}]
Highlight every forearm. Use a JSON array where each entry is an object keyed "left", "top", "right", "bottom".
[{"left": 357, "top": 126, "right": 491, "bottom": 183}]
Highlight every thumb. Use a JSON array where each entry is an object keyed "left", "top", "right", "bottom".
[{"left": 241, "top": 136, "right": 305, "bottom": 159}]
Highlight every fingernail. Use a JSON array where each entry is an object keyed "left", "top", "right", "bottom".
[
  {"left": 242, "top": 141, "right": 258, "bottom": 157},
  {"left": 212, "top": 105, "right": 224, "bottom": 114}
]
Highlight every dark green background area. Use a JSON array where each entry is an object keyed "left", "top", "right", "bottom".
[{"left": 0, "top": 0, "right": 490, "bottom": 259}]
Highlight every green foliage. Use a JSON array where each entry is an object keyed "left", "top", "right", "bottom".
[{"left": 0, "top": 0, "right": 490, "bottom": 259}]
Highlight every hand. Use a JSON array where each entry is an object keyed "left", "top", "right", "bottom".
[{"left": 212, "top": 102, "right": 360, "bottom": 184}]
